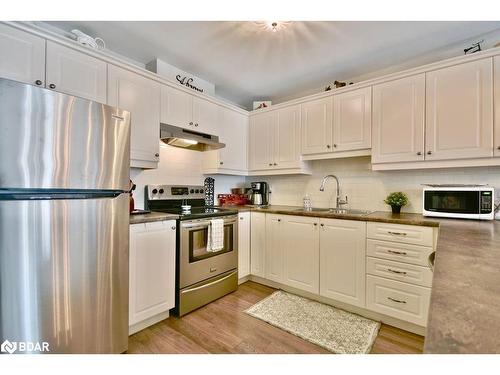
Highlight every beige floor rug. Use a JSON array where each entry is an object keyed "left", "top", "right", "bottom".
[{"left": 245, "top": 290, "right": 380, "bottom": 354}]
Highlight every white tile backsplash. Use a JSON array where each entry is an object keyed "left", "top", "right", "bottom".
[
  {"left": 247, "top": 156, "right": 500, "bottom": 213},
  {"left": 130, "top": 143, "right": 245, "bottom": 209}
]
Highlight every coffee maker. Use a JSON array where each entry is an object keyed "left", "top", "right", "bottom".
[{"left": 250, "top": 181, "right": 269, "bottom": 206}]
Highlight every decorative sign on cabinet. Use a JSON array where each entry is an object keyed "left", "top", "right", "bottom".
[
  {"left": 129, "top": 220, "right": 176, "bottom": 334},
  {"left": 107, "top": 64, "right": 161, "bottom": 169}
]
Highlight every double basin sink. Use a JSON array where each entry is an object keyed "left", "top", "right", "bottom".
[{"left": 293, "top": 207, "right": 373, "bottom": 216}]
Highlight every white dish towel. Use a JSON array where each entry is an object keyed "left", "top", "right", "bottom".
[{"left": 207, "top": 219, "right": 224, "bottom": 252}]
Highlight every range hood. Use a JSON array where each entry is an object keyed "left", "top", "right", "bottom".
[{"left": 160, "top": 123, "right": 225, "bottom": 151}]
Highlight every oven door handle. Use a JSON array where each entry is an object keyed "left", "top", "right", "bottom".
[{"left": 181, "top": 218, "right": 237, "bottom": 229}]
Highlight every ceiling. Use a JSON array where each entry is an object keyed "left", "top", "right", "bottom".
[{"left": 47, "top": 21, "right": 500, "bottom": 109}]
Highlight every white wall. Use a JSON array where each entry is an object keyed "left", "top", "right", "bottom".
[
  {"left": 130, "top": 143, "right": 246, "bottom": 209},
  {"left": 247, "top": 157, "right": 500, "bottom": 213}
]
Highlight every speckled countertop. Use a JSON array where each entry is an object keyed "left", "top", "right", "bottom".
[
  {"left": 129, "top": 211, "right": 179, "bottom": 224},
  {"left": 220, "top": 204, "right": 500, "bottom": 353}
]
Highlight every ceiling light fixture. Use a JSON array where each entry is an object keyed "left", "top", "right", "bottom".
[{"left": 257, "top": 21, "right": 291, "bottom": 33}]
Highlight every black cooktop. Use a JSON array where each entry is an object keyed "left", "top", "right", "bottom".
[{"left": 155, "top": 206, "right": 237, "bottom": 220}]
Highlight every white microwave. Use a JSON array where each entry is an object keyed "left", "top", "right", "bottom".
[{"left": 422, "top": 184, "right": 495, "bottom": 220}]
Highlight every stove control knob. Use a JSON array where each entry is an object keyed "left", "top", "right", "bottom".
[
  {"left": 190, "top": 189, "right": 195, "bottom": 194},
  {"left": 195, "top": 189, "right": 200, "bottom": 193},
  {"left": 158, "top": 188, "right": 164, "bottom": 194},
  {"left": 200, "top": 189, "right": 204, "bottom": 193},
  {"left": 152, "top": 189, "right": 158, "bottom": 194}
]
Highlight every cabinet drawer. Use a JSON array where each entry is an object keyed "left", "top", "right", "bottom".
[
  {"left": 366, "top": 275, "right": 431, "bottom": 326},
  {"left": 367, "top": 239, "right": 434, "bottom": 267},
  {"left": 367, "top": 257, "right": 432, "bottom": 287},
  {"left": 367, "top": 222, "right": 434, "bottom": 247}
]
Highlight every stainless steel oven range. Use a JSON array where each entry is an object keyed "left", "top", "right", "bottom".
[{"left": 145, "top": 185, "right": 238, "bottom": 316}]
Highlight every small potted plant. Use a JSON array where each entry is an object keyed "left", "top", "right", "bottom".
[{"left": 384, "top": 192, "right": 408, "bottom": 214}]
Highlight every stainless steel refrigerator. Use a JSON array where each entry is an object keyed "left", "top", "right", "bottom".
[{"left": 0, "top": 78, "right": 131, "bottom": 353}]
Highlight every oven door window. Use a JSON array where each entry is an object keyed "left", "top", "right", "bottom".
[
  {"left": 424, "top": 191, "right": 479, "bottom": 214},
  {"left": 189, "top": 224, "right": 234, "bottom": 262}
]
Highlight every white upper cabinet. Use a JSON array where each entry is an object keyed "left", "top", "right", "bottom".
[
  {"left": 332, "top": 87, "right": 371, "bottom": 152},
  {"left": 301, "top": 96, "right": 333, "bottom": 155},
  {"left": 0, "top": 23, "right": 45, "bottom": 87},
  {"left": 319, "top": 219, "right": 366, "bottom": 308},
  {"left": 283, "top": 215, "right": 320, "bottom": 294},
  {"left": 425, "top": 58, "right": 493, "bottom": 161},
  {"left": 494, "top": 56, "right": 500, "bottom": 157},
  {"left": 372, "top": 74, "right": 425, "bottom": 164},
  {"left": 249, "top": 111, "right": 275, "bottom": 170},
  {"left": 108, "top": 64, "right": 161, "bottom": 168},
  {"left": 249, "top": 105, "right": 308, "bottom": 174},
  {"left": 46, "top": 41, "right": 107, "bottom": 103},
  {"left": 192, "top": 96, "right": 217, "bottom": 135},
  {"left": 274, "top": 105, "right": 302, "bottom": 168},
  {"left": 161, "top": 84, "right": 218, "bottom": 134},
  {"left": 160, "top": 83, "right": 192, "bottom": 129},
  {"left": 203, "top": 106, "right": 248, "bottom": 174}
]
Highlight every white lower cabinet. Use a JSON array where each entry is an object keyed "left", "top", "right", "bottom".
[
  {"left": 283, "top": 215, "right": 320, "bottom": 294},
  {"left": 250, "top": 212, "right": 436, "bottom": 328},
  {"left": 366, "top": 275, "right": 431, "bottom": 326},
  {"left": 129, "top": 220, "right": 176, "bottom": 333},
  {"left": 250, "top": 212, "right": 266, "bottom": 277},
  {"left": 319, "top": 219, "right": 366, "bottom": 308},
  {"left": 265, "top": 214, "right": 286, "bottom": 283},
  {"left": 238, "top": 212, "right": 251, "bottom": 279}
]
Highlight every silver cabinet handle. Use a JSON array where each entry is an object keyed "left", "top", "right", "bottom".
[
  {"left": 387, "top": 297, "right": 407, "bottom": 304},
  {"left": 195, "top": 123, "right": 199, "bottom": 127},
  {"left": 387, "top": 231, "right": 407, "bottom": 236},
  {"left": 35, "top": 80, "right": 43, "bottom": 86},
  {"left": 171, "top": 226, "right": 176, "bottom": 230},
  {"left": 427, "top": 151, "right": 432, "bottom": 155},
  {"left": 155, "top": 153, "right": 159, "bottom": 157},
  {"left": 268, "top": 163, "right": 273, "bottom": 166},
  {"left": 277, "top": 218, "right": 281, "bottom": 222},
  {"left": 387, "top": 268, "right": 407, "bottom": 275},
  {"left": 313, "top": 223, "right": 317, "bottom": 226},
  {"left": 220, "top": 161, "right": 224, "bottom": 165},
  {"left": 49, "top": 83, "right": 56, "bottom": 89},
  {"left": 273, "top": 163, "right": 277, "bottom": 166},
  {"left": 189, "top": 122, "right": 193, "bottom": 126},
  {"left": 326, "top": 144, "right": 331, "bottom": 149},
  {"left": 387, "top": 249, "right": 407, "bottom": 255},
  {"left": 333, "top": 144, "right": 337, "bottom": 148},
  {"left": 417, "top": 151, "right": 422, "bottom": 155}
]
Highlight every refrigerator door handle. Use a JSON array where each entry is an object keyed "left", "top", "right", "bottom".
[{"left": 0, "top": 189, "right": 125, "bottom": 201}]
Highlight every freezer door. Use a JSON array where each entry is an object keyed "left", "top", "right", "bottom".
[
  {"left": 0, "top": 194, "right": 129, "bottom": 353},
  {"left": 0, "top": 78, "right": 130, "bottom": 191}
]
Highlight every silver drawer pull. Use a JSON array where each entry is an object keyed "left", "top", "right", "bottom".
[
  {"left": 387, "top": 250, "right": 407, "bottom": 256},
  {"left": 387, "top": 297, "right": 407, "bottom": 304},
  {"left": 387, "top": 268, "right": 407, "bottom": 275},
  {"left": 387, "top": 231, "right": 407, "bottom": 236}
]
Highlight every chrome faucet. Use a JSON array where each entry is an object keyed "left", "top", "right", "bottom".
[{"left": 319, "top": 174, "right": 348, "bottom": 209}]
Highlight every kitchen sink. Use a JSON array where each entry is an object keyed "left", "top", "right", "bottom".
[{"left": 294, "top": 208, "right": 373, "bottom": 216}]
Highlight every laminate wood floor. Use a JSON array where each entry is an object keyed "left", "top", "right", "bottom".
[{"left": 128, "top": 281, "right": 424, "bottom": 354}]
